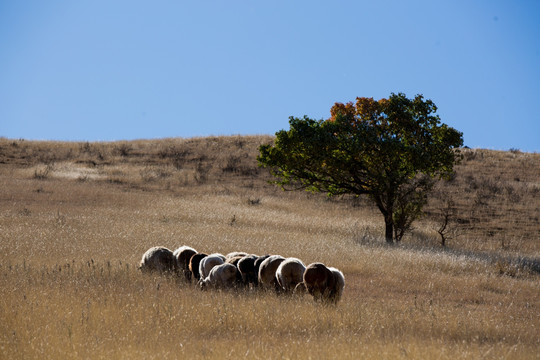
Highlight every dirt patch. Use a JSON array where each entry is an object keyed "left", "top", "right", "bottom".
[{"left": 31, "top": 162, "right": 106, "bottom": 181}]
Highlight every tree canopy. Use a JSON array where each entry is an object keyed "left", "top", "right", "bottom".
[{"left": 258, "top": 93, "right": 463, "bottom": 243}]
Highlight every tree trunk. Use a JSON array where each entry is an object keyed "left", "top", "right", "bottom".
[
  {"left": 374, "top": 196, "right": 395, "bottom": 244},
  {"left": 384, "top": 214, "right": 394, "bottom": 244}
]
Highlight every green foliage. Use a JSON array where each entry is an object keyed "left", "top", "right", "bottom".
[{"left": 258, "top": 93, "right": 463, "bottom": 242}]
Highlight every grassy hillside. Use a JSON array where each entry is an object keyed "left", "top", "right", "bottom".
[
  {"left": 0, "top": 136, "right": 539, "bottom": 359},
  {"left": 2, "top": 136, "right": 538, "bottom": 254}
]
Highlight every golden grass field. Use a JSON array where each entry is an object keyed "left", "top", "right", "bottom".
[{"left": 0, "top": 137, "right": 539, "bottom": 359}]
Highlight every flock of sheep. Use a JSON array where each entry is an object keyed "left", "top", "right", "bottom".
[{"left": 138, "top": 245, "right": 345, "bottom": 304}]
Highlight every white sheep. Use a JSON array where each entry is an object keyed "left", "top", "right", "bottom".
[
  {"left": 225, "top": 251, "right": 248, "bottom": 260},
  {"left": 199, "top": 263, "right": 238, "bottom": 290},
  {"left": 276, "top": 257, "right": 306, "bottom": 293},
  {"left": 198, "top": 253, "right": 226, "bottom": 281},
  {"left": 138, "top": 246, "right": 176, "bottom": 274},
  {"left": 328, "top": 267, "right": 345, "bottom": 304},
  {"left": 258, "top": 255, "right": 285, "bottom": 291}
]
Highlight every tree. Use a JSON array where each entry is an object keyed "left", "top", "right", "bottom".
[
  {"left": 436, "top": 198, "right": 457, "bottom": 247},
  {"left": 257, "top": 93, "right": 463, "bottom": 243}
]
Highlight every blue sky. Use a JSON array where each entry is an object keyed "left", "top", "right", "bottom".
[{"left": 1, "top": 1, "right": 539, "bottom": 152}]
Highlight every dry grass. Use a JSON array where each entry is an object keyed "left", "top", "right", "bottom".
[
  {"left": 0, "top": 137, "right": 539, "bottom": 359},
  {"left": 421, "top": 148, "right": 540, "bottom": 254}
]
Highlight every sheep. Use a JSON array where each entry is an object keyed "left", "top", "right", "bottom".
[
  {"left": 225, "top": 251, "right": 248, "bottom": 260},
  {"left": 189, "top": 252, "right": 208, "bottom": 281},
  {"left": 276, "top": 257, "right": 306, "bottom": 293},
  {"left": 237, "top": 254, "right": 259, "bottom": 287},
  {"left": 258, "top": 255, "right": 285, "bottom": 292},
  {"left": 173, "top": 245, "right": 197, "bottom": 281},
  {"left": 303, "top": 262, "right": 336, "bottom": 303},
  {"left": 199, "top": 263, "right": 239, "bottom": 290},
  {"left": 138, "top": 246, "right": 176, "bottom": 274},
  {"left": 253, "top": 254, "right": 270, "bottom": 282},
  {"left": 328, "top": 267, "right": 345, "bottom": 304},
  {"left": 225, "top": 255, "right": 246, "bottom": 286},
  {"left": 198, "top": 253, "right": 226, "bottom": 281},
  {"left": 225, "top": 255, "right": 245, "bottom": 266},
  {"left": 303, "top": 263, "right": 345, "bottom": 304}
]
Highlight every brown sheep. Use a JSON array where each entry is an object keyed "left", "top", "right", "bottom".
[
  {"left": 138, "top": 246, "right": 176, "bottom": 274},
  {"left": 303, "top": 262, "right": 336, "bottom": 303},
  {"left": 253, "top": 254, "right": 270, "bottom": 284},
  {"left": 189, "top": 252, "right": 208, "bottom": 281},
  {"left": 173, "top": 245, "right": 197, "bottom": 281},
  {"left": 237, "top": 254, "right": 259, "bottom": 287}
]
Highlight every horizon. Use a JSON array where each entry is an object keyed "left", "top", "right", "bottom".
[{"left": 2, "top": 135, "right": 537, "bottom": 155}]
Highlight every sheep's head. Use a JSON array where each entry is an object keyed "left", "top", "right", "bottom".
[
  {"left": 293, "top": 282, "right": 307, "bottom": 296},
  {"left": 198, "top": 279, "right": 208, "bottom": 291}
]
